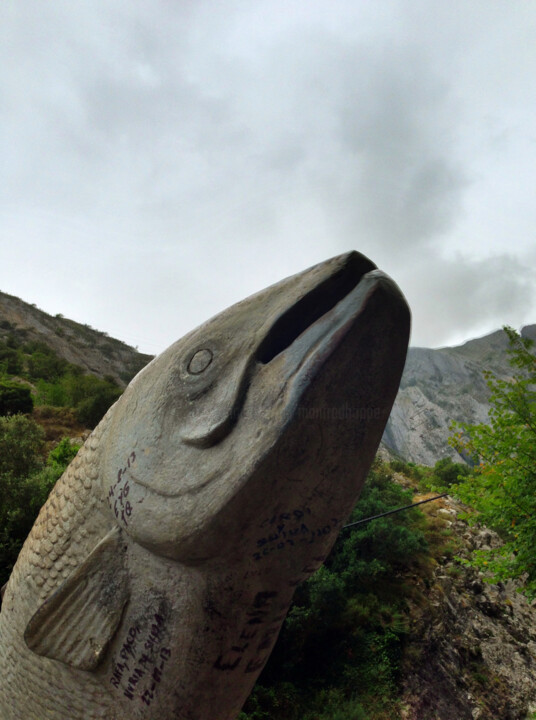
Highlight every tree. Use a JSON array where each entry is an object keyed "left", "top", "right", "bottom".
[
  {"left": 239, "top": 460, "right": 429, "bottom": 720},
  {"left": 432, "top": 457, "right": 471, "bottom": 488},
  {"left": 0, "top": 418, "right": 80, "bottom": 588},
  {"left": 0, "top": 414, "right": 44, "bottom": 478},
  {"left": 0, "top": 415, "right": 46, "bottom": 586},
  {"left": 35, "top": 371, "right": 122, "bottom": 428},
  {"left": 0, "top": 342, "right": 23, "bottom": 375},
  {"left": 450, "top": 326, "right": 536, "bottom": 597},
  {"left": 75, "top": 384, "right": 121, "bottom": 428},
  {"left": 26, "top": 346, "right": 67, "bottom": 381}
]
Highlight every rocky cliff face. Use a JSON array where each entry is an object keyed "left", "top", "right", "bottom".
[
  {"left": 0, "top": 291, "right": 153, "bottom": 386},
  {"left": 383, "top": 325, "right": 536, "bottom": 466},
  {"left": 400, "top": 493, "right": 536, "bottom": 720}
]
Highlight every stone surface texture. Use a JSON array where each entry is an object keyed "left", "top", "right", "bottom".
[{"left": 0, "top": 251, "right": 410, "bottom": 720}]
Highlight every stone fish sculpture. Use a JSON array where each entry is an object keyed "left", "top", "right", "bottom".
[{"left": 0, "top": 251, "right": 410, "bottom": 720}]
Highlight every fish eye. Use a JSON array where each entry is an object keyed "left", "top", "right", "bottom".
[{"left": 187, "top": 348, "right": 213, "bottom": 375}]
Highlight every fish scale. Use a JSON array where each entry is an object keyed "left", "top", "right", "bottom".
[
  {"left": 10, "top": 411, "right": 111, "bottom": 605},
  {"left": 0, "top": 411, "right": 116, "bottom": 719}
]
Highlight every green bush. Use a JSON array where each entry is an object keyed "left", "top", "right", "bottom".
[
  {"left": 389, "top": 459, "right": 409, "bottom": 474},
  {"left": 0, "top": 415, "right": 46, "bottom": 586},
  {"left": 0, "top": 381, "right": 33, "bottom": 416},
  {"left": 389, "top": 459, "right": 424, "bottom": 482},
  {"left": 0, "top": 417, "right": 80, "bottom": 588},
  {"left": 0, "top": 414, "right": 44, "bottom": 477},
  {"left": 25, "top": 343, "right": 68, "bottom": 382},
  {"left": 432, "top": 457, "right": 470, "bottom": 488},
  {"left": 35, "top": 372, "right": 122, "bottom": 428},
  {"left": 0, "top": 342, "right": 23, "bottom": 375},
  {"left": 47, "top": 436, "right": 80, "bottom": 469},
  {"left": 35, "top": 378, "right": 69, "bottom": 407},
  {"left": 0, "top": 335, "right": 124, "bottom": 428},
  {"left": 450, "top": 327, "right": 536, "bottom": 597},
  {"left": 75, "top": 383, "right": 121, "bottom": 428}
]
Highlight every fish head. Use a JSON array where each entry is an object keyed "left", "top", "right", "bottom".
[{"left": 101, "top": 251, "right": 410, "bottom": 563}]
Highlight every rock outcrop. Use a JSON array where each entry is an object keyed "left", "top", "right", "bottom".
[
  {"left": 401, "top": 495, "right": 536, "bottom": 720},
  {"left": 383, "top": 325, "right": 536, "bottom": 466}
]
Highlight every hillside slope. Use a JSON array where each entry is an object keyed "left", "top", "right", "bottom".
[
  {"left": 400, "top": 491, "right": 536, "bottom": 719},
  {"left": 0, "top": 291, "right": 153, "bottom": 386}
]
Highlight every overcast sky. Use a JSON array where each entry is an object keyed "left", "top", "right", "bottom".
[{"left": 1, "top": 1, "right": 535, "bottom": 355}]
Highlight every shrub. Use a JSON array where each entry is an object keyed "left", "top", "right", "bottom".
[
  {"left": 432, "top": 457, "right": 470, "bottom": 488},
  {"left": 390, "top": 459, "right": 425, "bottom": 482},
  {"left": 27, "top": 347, "right": 67, "bottom": 382},
  {"left": 35, "top": 379, "right": 69, "bottom": 407},
  {"left": 0, "top": 381, "right": 33, "bottom": 416},
  {"left": 34, "top": 372, "right": 122, "bottom": 428},
  {"left": 389, "top": 459, "right": 409, "bottom": 474},
  {"left": 0, "top": 416, "right": 46, "bottom": 586},
  {"left": 0, "top": 414, "right": 44, "bottom": 477},
  {"left": 0, "top": 423, "right": 80, "bottom": 588},
  {"left": 0, "top": 342, "right": 23, "bottom": 375},
  {"left": 450, "top": 327, "right": 536, "bottom": 597},
  {"left": 75, "top": 384, "right": 121, "bottom": 428},
  {"left": 47, "top": 437, "right": 80, "bottom": 471}
]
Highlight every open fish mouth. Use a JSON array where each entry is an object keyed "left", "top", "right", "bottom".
[
  {"left": 253, "top": 252, "right": 407, "bottom": 401},
  {"left": 255, "top": 252, "right": 375, "bottom": 365}
]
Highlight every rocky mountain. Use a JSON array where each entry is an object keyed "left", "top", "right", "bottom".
[
  {"left": 383, "top": 324, "right": 536, "bottom": 466},
  {"left": 0, "top": 290, "right": 153, "bottom": 387}
]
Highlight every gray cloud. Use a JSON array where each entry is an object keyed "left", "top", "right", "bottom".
[
  {"left": 1, "top": 1, "right": 535, "bottom": 352},
  {"left": 403, "top": 252, "right": 535, "bottom": 347}
]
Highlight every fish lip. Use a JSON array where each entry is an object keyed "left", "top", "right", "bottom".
[{"left": 280, "top": 268, "right": 408, "bottom": 392}]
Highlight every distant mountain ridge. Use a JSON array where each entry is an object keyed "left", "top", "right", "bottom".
[
  {"left": 0, "top": 291, "right": 153, "bottom": 387},
  {"left": 383, "top": 324, "right": 536, "bottom": 465}
]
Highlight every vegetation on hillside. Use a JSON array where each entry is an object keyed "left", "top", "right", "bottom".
[
  {"left": 0, "top": 413, "right": 460, "bottom": 718},
  {"left": 0, "top": 302, "right": 151, "bottom": 386},
  {"left": 0, "top": 331, "right": 124, "bottom": 586},
  {"left": 0, "top": 379, "right": 33, "bottom": 416},
  {"left": 450, "top": 327, "right": 536, "bottom": 597},
  {"left": 0, "top": 335, "right": 122, "bottom": 428}
]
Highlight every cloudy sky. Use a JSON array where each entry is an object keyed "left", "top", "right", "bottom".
[{"left": 1, "top": 1, "right": 535, "bottom": 355}]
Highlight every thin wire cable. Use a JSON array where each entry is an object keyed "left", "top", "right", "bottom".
[{"left": 342, "top": 493, "right": 449, "bottom": 530}]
